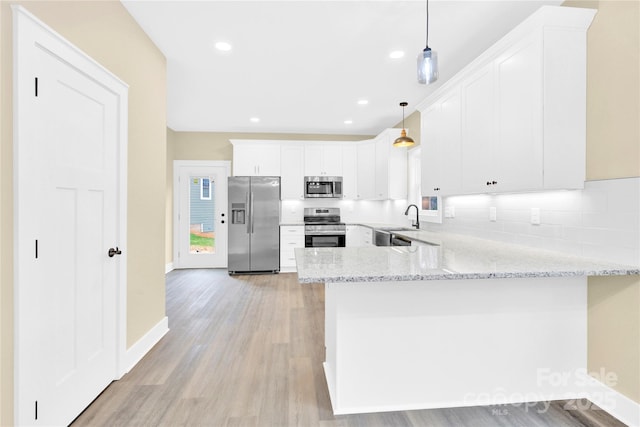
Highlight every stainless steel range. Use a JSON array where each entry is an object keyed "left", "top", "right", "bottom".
[{"left": 304, "top": 207, "right": 346, "bottom": 248}]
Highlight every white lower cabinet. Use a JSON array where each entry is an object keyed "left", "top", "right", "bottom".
[
  {"left": 280, "top": 225, "right": 304, "bottom": 272},
  {"left": 346, "top": 225, "right": 373, "bottom": 247},
  {"left": 362, "top": 227, "right": 373, "bottom": 246},
  {"left": 346, "top": 225, "right": 361, "bottom": 247}
]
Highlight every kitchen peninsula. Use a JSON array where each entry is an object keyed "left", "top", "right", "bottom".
[{"left": 295, "top": 231, "right": 639, "bottom": 415}]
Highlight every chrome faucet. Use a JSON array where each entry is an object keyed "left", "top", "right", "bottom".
[{"left": 404, "top": 204, "right": 420, "bottom": 229}]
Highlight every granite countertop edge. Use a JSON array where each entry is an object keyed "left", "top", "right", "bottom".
[{"left": 296, "top": 267, "right": 640, "bottom": 284}]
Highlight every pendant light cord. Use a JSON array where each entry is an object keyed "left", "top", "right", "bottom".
[{"left": 425, "top": 0, "right": 430, "bottom": 48}]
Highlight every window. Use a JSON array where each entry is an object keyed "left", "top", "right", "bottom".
[{"left": 200, "top": 178, "right": 212, "bottom": 200}]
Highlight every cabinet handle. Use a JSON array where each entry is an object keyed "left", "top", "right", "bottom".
[
  {"left": 486, "top": 180, "right": 498, "bottom": 186},
  {"left": 434, "top": 187, "right": 440, "bottom": 191}
]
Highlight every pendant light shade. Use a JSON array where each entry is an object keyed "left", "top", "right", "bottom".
[
  {"left": 417, "top": 47, "right": 438, "bottom": 84},
  {"left": 417, "top": 0, "right": 438, "bottom": 85},
  {"left": 393, "top": 102, "right": 415, "bottom": 147}
]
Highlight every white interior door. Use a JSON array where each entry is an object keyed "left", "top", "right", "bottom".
[
  {"left": 174, "top": 161, "right": 230, "bottom": 268},
  {"left": 14, "top": 7, "right": 127, "bottom": 426}
]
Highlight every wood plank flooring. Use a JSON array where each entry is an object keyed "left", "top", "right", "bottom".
[{"left": 72, "top": 270, "right": 626, "bottom": 426}]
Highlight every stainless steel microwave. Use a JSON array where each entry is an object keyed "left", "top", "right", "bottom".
[{"left": 304, "top": 176, "right": 343, "bottom": 198}]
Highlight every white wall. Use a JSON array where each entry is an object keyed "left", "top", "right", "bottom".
[
  {"left": 422, "top": 177, "right": 639, "bottom": 266},
  {"left": 281, "top": 199, "right": 411, "bottom": 226}
]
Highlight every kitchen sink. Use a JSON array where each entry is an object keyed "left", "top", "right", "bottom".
[
  {"left": 375, "top": 226, "right": 415, "bottom": 232},
  {"left": 374, "top": 228, "right": 417, "bottom": 246}
]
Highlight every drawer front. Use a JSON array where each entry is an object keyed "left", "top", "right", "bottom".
[
  {"left": 282, "top": 236, "right": 304, "bottom": 247},
  {"left": 280, "top": 227, "right": 304, "bottom": 269},
  {"left": 280, "top": 226, "right": 304, "bottom": 237}
]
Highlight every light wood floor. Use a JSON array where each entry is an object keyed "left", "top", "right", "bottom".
[{"left": 73, "top": 269, "right": 625, "bottom": 426}]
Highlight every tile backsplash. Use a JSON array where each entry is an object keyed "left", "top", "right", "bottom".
[{"left": 423, "top": 177, "right": 640, "bottom": 266}]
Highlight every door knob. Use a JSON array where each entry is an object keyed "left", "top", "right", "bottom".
[{"left": 108, "top": 247, "right": 122, "bottom": 257}]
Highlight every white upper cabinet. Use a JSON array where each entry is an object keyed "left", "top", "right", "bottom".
[
  {"left": 422, "top": 88, "right": 462, "bottom": 196},
  {"left": 493, "top": 33, "right": 543, "bottom": 192},
  {"left": 356, "top": 141, "right": 376, "bottom": 200},
  {"left": 304, "top": 144, "right": 343, "bottom": 176},
  {"left": 341, "top": 145, "right": 358, "bottom": 199},
  {"left": 231, "top": 141, "right": 281, "bottom": 176},
  {"left": 418, "top": 6, "right": 596, "bottom": 195},
  {"left": 375, "top": 129, "right": 408, "bottom": 200},
  {"left": 280, "top": 144, "right": 305, "bottom": 200},
  {"left": 461, "top": 62, "right": 496, "bottom": 193}
]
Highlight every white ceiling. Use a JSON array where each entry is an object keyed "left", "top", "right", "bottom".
[{"left": 122, "top": 0, "right": 562, "bottom": 136}]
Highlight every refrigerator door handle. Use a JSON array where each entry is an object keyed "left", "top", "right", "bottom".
[
  {"left": 246, "top": 191, "right": 251, "bottom": 234},
  {"left": 250, "top": 192, "right": 255, "bottom": 234}
]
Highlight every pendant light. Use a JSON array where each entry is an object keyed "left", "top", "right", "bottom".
[
  {"left": 393, "top": 102, "right": 415, "bottom": 147},
  {"left": 417, "top": 0, "right": 438, "bottom": 84}
]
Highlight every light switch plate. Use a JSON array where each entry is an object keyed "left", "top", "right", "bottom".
[
  {"left": 489, "top": 207, "right": 497, "bottom": 222},
  {"left": 531, "top": 208, "right": 541, "bottom": 225},
  {"left": 445, "top": 206, "right": 455, "bottom": 218}
]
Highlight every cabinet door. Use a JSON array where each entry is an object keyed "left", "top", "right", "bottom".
[
  {"left": 256, "top": 145, "right": 281, "bottom": 176},
  {"left": 356, "top": 141, "right": 376, "bottom": 199},
  {"left": 438, "top": 88, "right": 462, "bottom": 195},
  {"left": 346, "top": 225, "right": 361, "bottom": 247},
  {"left": 495, "top": 34, "right": 543, "bottom": 192},
  {"left": 234, "top": 144, "right": 281, "bottom": 176},
  {"left": 341, "top": 145, "right": 358, "bottom": 199},
  {"left": 387, "top": 131, "right": 408, "bottom": 200},
  {"left": 280, "top": 226, "right": 304, "bottom": 270},
  {"left": 281, "top": 145, "right": 304, "bottom": 200},
  {"left": 233, "top": 145, "right": 258, "bottom": 176},
  {"left": 421, "top": 103, "right": 442, "bottom": 196},
  {"left": 322, "top": 145, "right": 343, "bottom": 176},
  {"left": 374, "top": 135, "right": 390, "bottom": 199},
  {"left": 461, "top": 63, "right": 495, "bottom": 193},
  {"left": 304, "top": 145, "right": 323, "bottom": 176}
]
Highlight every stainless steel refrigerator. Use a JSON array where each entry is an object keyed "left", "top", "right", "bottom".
[{"left": 228, "top": 176, "right": 281, "bottom": 274}]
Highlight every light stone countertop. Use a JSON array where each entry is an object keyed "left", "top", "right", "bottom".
[{"left": 295, "top": 231, "right": 640, "bottom": 283}]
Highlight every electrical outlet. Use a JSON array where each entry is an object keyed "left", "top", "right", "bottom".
[
  {"left": 531, "top": 208, "right": 541, "bottom": 225},
  {"left": 445, "top": 206, "right": 455, "bottom": 218},
  {"left": 489, "top": 207, "right": 497, "bottom": 222}
]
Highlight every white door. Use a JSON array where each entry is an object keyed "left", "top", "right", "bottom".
[
  {"left": 14, "top": 7, "right": 127, "bottom": 426},
  {"left": 174, "top": 161, "right": 230, "bottom": 268}
]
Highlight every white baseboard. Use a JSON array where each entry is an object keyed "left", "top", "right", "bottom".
[
  {"left": 121, "top": 316, "right": 169, "bottom": 375},
  {"left": 165, "top": 262, "right": 174, "bottom": 274},
  {"left": 585, "top": 378, "right": 640, "bottom": 427}
]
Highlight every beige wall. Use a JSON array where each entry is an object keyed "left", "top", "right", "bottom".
[
  {"left": 0, "top": 1, "right": 167, "bottom": 423},
  {"left": 563, "top": 0, "right": 640, "bottom": 405},
  {"left": 582, "top": 0, "right": 640, "bottom": 179},
  {"left": 166, "top": 128, "right": 176, "bottom": 267}
]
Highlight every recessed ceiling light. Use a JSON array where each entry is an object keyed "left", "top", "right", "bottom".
[
  {"left": 357, "top": 99, "right": 369, "bottom": 105},
  {"left": 215, "top": 41, "right": 232, "bottom": 52},
  {"left": 389, "top": 50, "right": 405, "bottom": 59},
  {"left": 344, "top": 120, "right": 353, "bottom": 125},
  {"left": 250, "top": 117, "right": 260, "bottom": 123}
]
